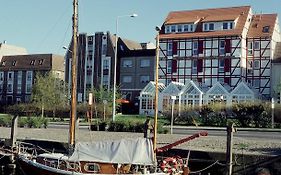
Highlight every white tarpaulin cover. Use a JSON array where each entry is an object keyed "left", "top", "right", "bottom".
[{"left": 69, "top": 138, "right": 154, "bottom": 165}]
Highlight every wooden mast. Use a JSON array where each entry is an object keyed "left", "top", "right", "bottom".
[
  {"left": 153, "top": 30, "right": 160, "bottom": 160},
  {"left": 69, "top": 0, "right": 78, "bottom": 153}
]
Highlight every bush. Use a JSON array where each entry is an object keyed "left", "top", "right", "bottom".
[{"left": 0, "top": 115, "right": 12, "bottom": 127}]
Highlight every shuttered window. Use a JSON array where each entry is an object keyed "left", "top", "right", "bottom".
[{"left": 172, "top": 60, "right": 177, "bottom": 73}]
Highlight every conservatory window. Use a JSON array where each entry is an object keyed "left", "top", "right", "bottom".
[{"left": 141, "top": 98, "right": 147, "bottom": 109}]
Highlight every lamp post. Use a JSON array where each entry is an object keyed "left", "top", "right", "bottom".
[
  {"left": 112, "top": 13, "right": 138, "bottom": 122},
  {"left": 170, "top": 96, "right": 176, "bottom": 134},
  {"left": 271, "top": 98, "right": 275, "bottom": 128}
]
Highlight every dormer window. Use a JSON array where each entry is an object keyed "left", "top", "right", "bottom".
[
  {"left": 209, "top": 23, "right": 214, "bottom": 31},
  {"left": 38, "top": 59, "right": 44, "bottom": 65},
  {"left": 177, "top": 25, "right": 182, "bottom": 32},
  {"left": 183, "top": 25, "right": 189, "bottom": 32},
  {"left": 262, "top": 26, "right": 270, "bottom": 33},
  {"left": 30, "top": 60, "right": 35, "bottom": 65},
  {"left": 171, "top": 25, "right": 176, "bottom": 32},
  {"left": 12, "top": 60, "right": 17, "bottom": 66},
  {"left": 1, "top": 61, "right": 5, "bottom": 66},
  {"left": 165, "top": 26, "right": 171, "bottom": 33},
  {"left": 204, "top": 23, "right": 215, "bottom": 31}
]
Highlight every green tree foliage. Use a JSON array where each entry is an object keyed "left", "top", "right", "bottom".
[
  {"left": 87, "top": 87, "right": 121, "bottom": 120},
  {"left": 31, "top": 72, "right": 67, "bottom": 117}
]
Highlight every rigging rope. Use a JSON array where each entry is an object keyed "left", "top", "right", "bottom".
[{"left": 190, "top": 160, "right": 219, "bottom": 174}]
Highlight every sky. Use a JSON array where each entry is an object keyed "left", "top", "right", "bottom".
[{"left": 0, "top": 0, "right": 280, "bottom": 55}]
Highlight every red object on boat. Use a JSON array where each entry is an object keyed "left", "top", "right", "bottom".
[{"left": 156, "top": 131, "right": 208, "bottom": 153}]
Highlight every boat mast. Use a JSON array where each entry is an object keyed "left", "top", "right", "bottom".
[
  {"left": 69, "top": 0, "right": 78, "bottom": 154},
  {"left": 153, "top": 29, "right": 160, "bottom": 160}
]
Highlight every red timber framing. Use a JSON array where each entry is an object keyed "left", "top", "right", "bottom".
[
  {"left": 158, "top": 36, "right": 242, "bottom": 89},
  {"left": 246, "top": 38, "right": 271, "bottom": 97}
]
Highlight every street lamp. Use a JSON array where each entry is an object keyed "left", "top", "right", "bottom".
[
  {"left": 170, "top": 96, "right": 176, "bottom": 134},
  {"left": 272, "top": 98, "right": 275, "bottom": 128},
  {"left": 112, "top": 13, "right": 138, "bottom": 122}
]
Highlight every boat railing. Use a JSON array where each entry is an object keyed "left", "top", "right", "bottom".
[{"left": 16, "top": 141, "right": 51, "bottom": 157}]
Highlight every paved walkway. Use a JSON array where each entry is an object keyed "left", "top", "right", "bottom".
[{"left": 0, "top": 127, "right": 280, "bottom": 156}]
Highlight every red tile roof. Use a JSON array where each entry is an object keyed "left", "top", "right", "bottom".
[
  {"left": 247, "top": 14, "right": 277, "bottom": 38},
  {"left": 161, "top": 6, "right": 251, "bottom": 39}
]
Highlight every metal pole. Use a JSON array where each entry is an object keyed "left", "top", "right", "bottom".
[
  {"left": 171, "top": 98, "right": 175, "bottom": 134},
  {"left": 69, "top": 0, "right": 78, "bottom": 153},
  {"left": 153, "top": 30, "right": 160, "bottom": 159},
  {"left": 226, "top": 123, "right": 234, "bottom": 175},
  {"left": 272, "top": 98, "right": 275, "bottom": 129},
  {"left": 112, "top": 17, "right": 118, "bottom": 122}
]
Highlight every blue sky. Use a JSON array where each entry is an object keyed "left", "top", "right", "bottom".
[{"left": 0, "top": 0, "right": 280, "bottom": 55}]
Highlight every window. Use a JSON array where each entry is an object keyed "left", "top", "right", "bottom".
[
  {"left": 190, "top": 25, "right": 193, "bottom": 31},
  {"left": 7, "top": 84, "right": 13, "bottom": 93},
  {"left": 17, "top": 71, "right": 22, "bottom": 94},
  {"left": 223, "top": 22, "right": 228, "bottom": 30},
  {"left": 140, "top": 75, "right": 150, "bottom": 83},
  {"left": 38, "top": 59, "right": 44, "bottom": 65},
  {"left": 12, "top": 60, "right": 17, "bottom": 66},
  {"left": 0, "top": 72, "right": 3, "bottom": 81},
  {"left": 1, "top": 61, "right": 5, "bottom": 66},
  {"left": 171, "top": 25, "right": 176, "bottom": 32},
  {"left": 219, "top": 40, "right": 225, "bottom": 55},
  {"left": 30, "top": 60, "right": 35, "bottom": 65},
  {"left": 193, "top": 41, "right": 198, "bottom": 55},
  {"left": 102, "top": 75, "right": 109, "bottom": 85},
  {"left": 254, "top": 60, "right": 260, "bottom": 69},
  {"left": 192, "top": 60, "right": 197, "bottom": 73},
  {"left": 102, "top": 44, "right": 107, "bottom": 55},
  {"left": 165, "top": 25, "right": 171, "bottom": 33},
  {"left": 123, "top": 60, "right": 133, "bottom": 67},
  {"left": 123, "top": 76, "right": 132, "bottom": 83},
  {"left": 8, "top": 72, "right": 13, "bottom": 80},
  {"left": 254, "top": 41, "right": 260, "bottom": 50},
  {"left": 230, "top": 22, "right": 233, "bottom": 29},
  {"left": 183, "top": 25, "right": 189, "bottom": 32},
  {"left": 26, "top": 71, "right": 33, "bottom": 82},
  {"left": 167, "top": 60, "right": 172, "bottom": 74},
  {"left": 219, "top": 59, "right": 225, "bottom": 73},
  {"left": 248, "top": 42, "right": 253, "bottom": 55},
  {"left": 253, "top": 79, "right": 259, "bottom": 88},
  {"left": 262, "top": 26, "right": 270, "bottom": 33},
  {"left": 103, "top": 59, "right": 109, "bottom": 69},
  {"left": 177, "top": 25, "right": 182, "bottom": 32},
  {"left": 140, "top": 59, "right": 150, "bottom": 67},
  {"left": 167, "top": 42, "right": 173, "bottom": 56},
  {"left": 204, "top": 23, "right": 208, "bottom": 31},
  {"left": 209, "top": 23, "right": 214, "bottom": 31}
]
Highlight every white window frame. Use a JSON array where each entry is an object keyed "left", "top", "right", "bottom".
[
  {"left": 177, "top": 25, "right": 182, "bottom": 32},
  {"left": 183, "top": 25, "right": 189, "bottom": 32},
  {"left": 254, "top": 41, "right": 260, "bottom": 50},
  {"left": 219, "top": 59, "right": 224, "bottom": 73},
  {"left": 167, "top": 42, "right": 173, "bottom": 56},
  {"left": 248, "top": 41, "right": 253, "bottom": 55},
  {"left": 192, "top": 59, "right": 197, "bottom": 74},
  {"left": 254, "top": 60, "right": 260, "bottom": 69},
  {"left": 171, "top": 25, "right": 176, "bottom": 32}
]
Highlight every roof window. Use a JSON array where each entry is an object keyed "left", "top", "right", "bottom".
[
  {"left": 38, "top": 59, "right": 44, "bottom": 65},
  {"left": 1, "top": 61, "right": 5, "bottom": 66},
  {"left": 30, "top": 60, "right": 35, "bottom": 65},
  {"left": 262, "top": 26, "right": 270, "bottom": 33},
  {"left": 12, "top": 60, "right": 17, "bottom": 66}
]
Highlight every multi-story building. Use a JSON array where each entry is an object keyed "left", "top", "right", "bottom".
[
  {"left": 0, "top": 42, "right": 27, "bottom": 62},
  {"left": 119, "top": 41, "right": 155, "bottom": 113},
  {"left": 65, "top": 32, "right": 155, "bottom": 108},
  {"left": 0, "top": 54, "right": 64, "bottom": 105},
  {"left": 158, "top": 6, "right": 281, "bottom": 99}
]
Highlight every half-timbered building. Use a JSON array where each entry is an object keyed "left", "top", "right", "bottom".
[{"left": 158, "top": 6, "right": 281, "bottom": 99}]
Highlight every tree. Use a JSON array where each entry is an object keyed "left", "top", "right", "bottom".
[
  {"left": 88, "top": 87, "right": 121, "bottom": 120},
  {"left": 32, "top": 72, "right": 67, "bottom": 117}
]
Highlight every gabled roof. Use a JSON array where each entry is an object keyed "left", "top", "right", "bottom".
[
  {"left": 181, "top": 80, "right": 203, "bottom": 95},
  {"left": 247, "top": 14, "right": 277, "bottom": 38},
  {"left": 231, "top": 81, "right": 255, "bottom": 95},
  {"left": 161, "top": 6, "right": 250, "bottom": 39},
  {"left": 140, "top": 81, "right": 166, "bottom": 95},
  {"left": 162, "top": 81, "right": 184, "bottom": 95},
  {"left": 206, "top": 82, "right": 232, "bottom": 95}
]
